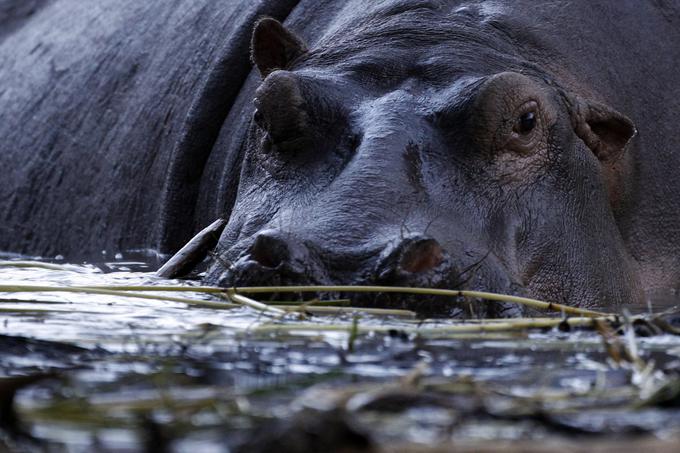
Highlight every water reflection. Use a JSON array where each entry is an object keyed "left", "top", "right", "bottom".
[{"left": 1, "top": 257, "right": 680, "bottom": 451}]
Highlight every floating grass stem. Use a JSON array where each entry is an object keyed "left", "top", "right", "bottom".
[
  {"left": 266, "top": 299, "right": 352, "bottom": 307},
  {"left": 0, "top": 284, "right": 611, "bottom": 317},
  {"left": 225, "top": 288, "right": 286, "bottom": 316},
  {"left": 231, "top": 286, "right": 609, "bottom": 317},
  {"left": 0, "top": 285, "right": 237, "bottom": 310},
  {"left": 348, "top": 315, "right": 360, "bottom": 352}
]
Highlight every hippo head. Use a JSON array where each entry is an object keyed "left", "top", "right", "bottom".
[{"left": 206, "top": 5, "right": 642, "bottom": 315}]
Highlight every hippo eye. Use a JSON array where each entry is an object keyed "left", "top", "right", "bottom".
[
  {"left": 515, "top": 110, "right": 536, "bottom": 135},
  {"left": 505, "top": 101, "right": 543, "bottom": 154}
]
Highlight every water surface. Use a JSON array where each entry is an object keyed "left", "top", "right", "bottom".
[{"left": 2, "top": 256, "right": 680, "bottom": 452}]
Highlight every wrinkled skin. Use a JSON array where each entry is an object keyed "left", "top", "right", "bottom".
[
  {"left": 0, "top": 0, "right": 300, "bottom": 255},
  {"left": 206, "top": 0, "right": 680, "bottom": 314},
  {"left": 2, "top": 1, "right": 680, "bottom": 315}
]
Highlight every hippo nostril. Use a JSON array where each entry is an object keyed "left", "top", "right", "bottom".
[
  {"left": 248, "top": 233, "right": 291, "bottom": 269},
  {"left": 398, "top": 238, "right": 444, "bottom": 274},
  {"left": 374, "top": 235, "right": 453, "bottom": 290}
]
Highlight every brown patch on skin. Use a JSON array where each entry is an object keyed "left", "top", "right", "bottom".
[
  {"left": 251, "top": 18, "right": 308, "bottom": 79},
  {"left": 399, "top": 239, "right": 444, "bottom": 273}
]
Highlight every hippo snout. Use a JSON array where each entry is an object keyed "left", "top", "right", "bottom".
[
  {"left": 207, "top": 230, "right": 524, "bottom": 317},
  {"left": 221, "top": 232, "right": 456, "bottom": 288},
  {"left": 222, "top": 230, "right": 330, "bottom": 288}
]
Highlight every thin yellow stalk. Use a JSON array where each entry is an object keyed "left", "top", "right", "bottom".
[
  {"left": 266, "top": 299, "right": 351, "bottom": 306},
  {"left": 0, "top": 284, "right": 611, "bottom": 317},
  {"left": 225, "top": 289, "right": 286, "bottom": 316},
  {"left": 80, "top": 285, "right": 226, "bottom": 293},
  {"left": 233, "top": 286, "right": 609, "bottom": 317},
  {"left": 0, "top": 285, "right": 237, "bottom": 309}
]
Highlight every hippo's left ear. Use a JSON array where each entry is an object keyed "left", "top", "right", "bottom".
[
  {"left": 568, "top": 95, "right": 637, "bottom": 163},
  {"left": 251, "top": 17, "right": 308, "bottom": 79}
]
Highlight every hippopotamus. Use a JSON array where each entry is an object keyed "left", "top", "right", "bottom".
[{"left": 2, "top": 1, "right": 679, "bottom": 314}]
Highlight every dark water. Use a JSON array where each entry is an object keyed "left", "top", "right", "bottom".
[{"left": 1, "top": 256, "right": 680, "bottom": 452}]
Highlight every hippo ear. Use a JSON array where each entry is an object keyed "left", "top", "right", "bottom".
[
  {"left": 251, "top": 18, "right": 308, "bottom": 79},
  {"left": 568, "top": 95, "right": 637, "bottom": 163}
]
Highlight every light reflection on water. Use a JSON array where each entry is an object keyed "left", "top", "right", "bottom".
[
  {"left": 2, "top": 257, "right": 680, "bottom": 451},
  {"left": 2, "top": 256, "right": 679, "bottom": 350},
  {"left": 0, "top": 260, "right": 256, "bottom": 350}
]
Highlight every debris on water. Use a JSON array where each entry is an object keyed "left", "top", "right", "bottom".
[
  {"left": 1, "top": 261, "right": 680, "bottom": 450},
  {"left": 156, "top": 219, "right": 227, "bottom": 279}
]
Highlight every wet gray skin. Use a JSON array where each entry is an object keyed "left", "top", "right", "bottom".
[
  {"left": 205, "top": 7, "right": 645, "bottom": 315},
  {"left": 3, "top": 1, "right": 680, "bottom": 315}
]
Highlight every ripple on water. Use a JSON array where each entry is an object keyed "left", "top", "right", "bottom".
[{"left": 2, "top": 258, "right": 680, "bottom": 450}]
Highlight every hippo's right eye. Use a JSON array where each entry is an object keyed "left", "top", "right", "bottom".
[
  {"left": 512, "top": 102, "right": 539, "bottom": 137},
  {"left": 505, "top": 100, "right": 545, "bottom": 154},
  {"left": 469, "top": 72, "right": 557, "bottom": 158},
  {"left": 515, "top": 111, "right": 536, "bottom": 135}
]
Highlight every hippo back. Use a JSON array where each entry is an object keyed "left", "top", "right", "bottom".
[{"left": 0, "top": 0, "right": 299, "bottom": 258}]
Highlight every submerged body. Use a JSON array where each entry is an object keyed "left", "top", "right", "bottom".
[{"left": 1, "top": 1, "right": 679, "bottom": 313}]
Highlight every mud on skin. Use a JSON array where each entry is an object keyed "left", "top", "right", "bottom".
[{"left": 2, "top": 1, "right": 680, "bottom": 314}]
